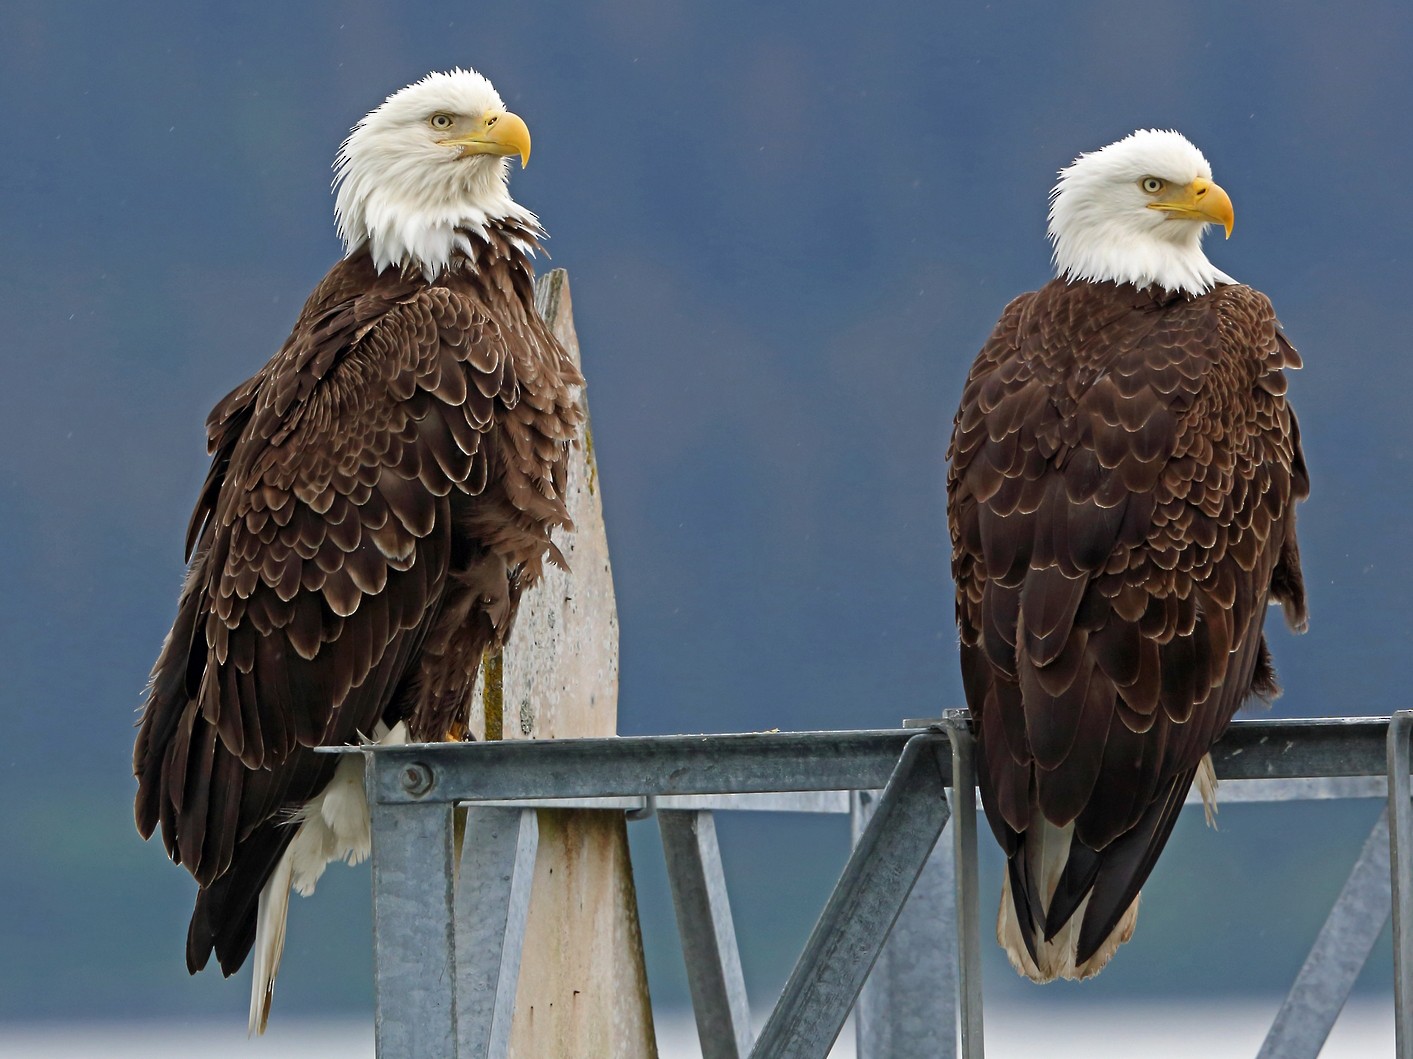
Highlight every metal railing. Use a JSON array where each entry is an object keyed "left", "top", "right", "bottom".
[{"left": 346, "top": 712, "right": 1413, "bottom": 1058}]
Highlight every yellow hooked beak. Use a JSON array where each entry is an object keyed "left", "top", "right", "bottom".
[
  {"left": 439, "top": 110, "right": 532, "bottom": 168},
  {"left": 1147, "top": 176, "right": 1234, "bottom": 238}
]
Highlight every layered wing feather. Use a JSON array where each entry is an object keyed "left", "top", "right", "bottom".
[
  {"left": 134, "top": 241, "right": 581, "bottom": 973},
  {"left": 947, "top": 278, "right": 1307, "bottom": 969}
]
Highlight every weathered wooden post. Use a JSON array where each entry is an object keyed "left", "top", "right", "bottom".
[{"left": 462, "top": 269, "right": 658, "bottom": 1058}]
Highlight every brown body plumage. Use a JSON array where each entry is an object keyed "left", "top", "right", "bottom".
[
  {"left": 133, "top": 68, "right": 579, "bottom": 1031},
  {"left": 133, "top": 215, "right": 581, "bottom": 980},
  {"left": 947, "top": 275, "right": 1307, "bottom": 978}
]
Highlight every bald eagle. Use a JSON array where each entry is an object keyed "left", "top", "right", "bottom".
[
  {"left": 132, "top": 69, "right": 583, "bottom": 1032},
  {"left": 946, "top": 130, "right": 1308, "bottom": 981}
]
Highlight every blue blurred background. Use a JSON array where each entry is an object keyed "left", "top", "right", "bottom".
[{"left": 3, "top": 0, "right": 1411, "bottom": 1037}]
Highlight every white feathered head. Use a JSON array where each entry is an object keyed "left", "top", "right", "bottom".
[
  {"left": 1048, "top": 129, "right": 1236, "bottom": 297},
  {"left": 334, "top": 68, "right": 539, "bottom": 279}
]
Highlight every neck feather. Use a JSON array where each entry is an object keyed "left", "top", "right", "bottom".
[
  {"left": 1050, "top": 216, "right": 1233, "bottom": 298},
  {"left": 334, "top": 159, "right": 541, "bottom": 281}
]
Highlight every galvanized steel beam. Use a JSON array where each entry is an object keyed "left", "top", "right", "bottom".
[
  {"left": 1195, "top": 776, "right": 1386, "bottom": 804},
  {"left": 1257, "top": 807, "right": 1392, "bottom": 1058},
  {"left": 361, "top": 729, "right": 919, "bottom": 805},
  {"left": 1210, "top": 716, "right": 1390, "bottom": 779},
  {"left": 454, "top": 807, "right": 539, "bottom": 1059},
  {"left": 660, "top": 811, "right": 754, "bottom": 1059},
  {"left": 343, "top": 717, "right": 1399, "bottom": 809},
  {"left": 367, "top": 792, "right": 458, "bottom": 1057},
  {"left": 943, "top": 713, "right": 985, "bottom": 1059},
  {"left": 470, "top": 791, "right": 853, "bottom": 813},
  {"left": 1389, "top": 711, "right": 1413, "bottom": 1059},
  {"left": 362, "top": 777, "right": 1382, "bottom": 816}
]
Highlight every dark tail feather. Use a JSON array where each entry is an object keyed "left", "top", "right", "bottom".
[
  {"left": 187, "top": 821, "right": 297, "bottom": 976},
  {"left": 1076, "top": 768, "right": 1193, "bottom": 965}
]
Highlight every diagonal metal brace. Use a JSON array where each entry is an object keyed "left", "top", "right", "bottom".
[
  {"left": 748, "top": 732, "right": 953, "bottom": 1059},
  {"left": 1256, "top": 806, "right": 1392, "bottom": 1058},
  {"left": 852, "top": 787, "right": 959, "bottom": 1059},
  {"left": 660, "top": 810, "right": 754, "bottom": 1059}
]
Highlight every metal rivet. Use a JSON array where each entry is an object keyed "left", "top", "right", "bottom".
[{"left": 401, "top": 762, "right": 435, "bottom": 798}]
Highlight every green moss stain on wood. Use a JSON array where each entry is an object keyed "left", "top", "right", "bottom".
[
  {"left": 484, "top": 649, "right": 505, "bottom": 741},
  {"left": 583, "top": 425, "right": 597, "bottom": 495}
]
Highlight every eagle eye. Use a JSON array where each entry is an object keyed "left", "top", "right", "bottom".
[
  {"left": 1140, "top": 177, "right": 1165, "bottom": 194},
  {"left": 430, "top": 113, "right": 454, "bottom": 131}
]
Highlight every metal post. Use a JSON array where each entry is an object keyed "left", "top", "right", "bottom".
[
  {"left": 852, "top": 788, "right": 958, "bottom": 1059},
  {"left": 749, "top": 733, "right": 952, "bottom": 1059},
  {"left": 660, "top": 810, "right": 754, "bottom": 1059},
  {"left": 943, "top": 712, "right": 985, "bottom": 1059},
  {"left": 367, "top": 757, "right": 458, "bottom": 1058},
  {"left": 1389, "top": 711, "right": 1413, "bottom": 1059},
  {"left": 1257, "top": 807, "right": 1392, "bottom": 1058},
  {"left": 455, "top": 807, "right": 540, "bottom": 1059}
]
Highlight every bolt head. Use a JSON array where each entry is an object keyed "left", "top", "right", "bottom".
[{"left": 401, "top": 762, "right": 435, "bottom": 797}]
